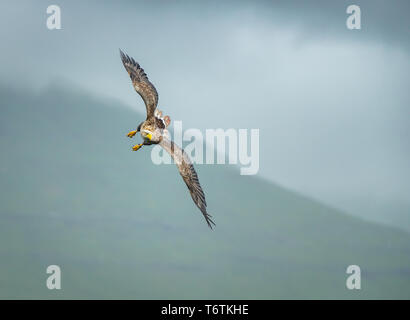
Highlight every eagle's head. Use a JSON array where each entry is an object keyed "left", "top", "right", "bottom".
[{"left": 141, "top": 129, "right": 153, "bottom": 141}]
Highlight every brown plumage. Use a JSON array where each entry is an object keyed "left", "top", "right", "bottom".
[
  {"left": 120, "top": 50, "right": 158, "bottom": 119},
  {"left": 120, "top": 50, "right": 215, "bottom": 229},
  {"left": 159, "top": 137, "right": 215, "bottom": 229}
]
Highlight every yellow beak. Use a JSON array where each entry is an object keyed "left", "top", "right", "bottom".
[{"left": 146, "top": 133, "right": 152, "bottom": 140}]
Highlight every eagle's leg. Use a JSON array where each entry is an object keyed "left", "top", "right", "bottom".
[
  {"left": 127, "top": 130, "right": 138, "bottom": 138},
  {"left": 132, "top": 143, "right": 143, "bottom": 151}
]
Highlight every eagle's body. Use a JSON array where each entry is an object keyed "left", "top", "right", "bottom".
[{"left": 120, "top": 50, "right": 215, "bottom": 229}]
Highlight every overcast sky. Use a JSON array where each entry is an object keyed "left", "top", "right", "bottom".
[{"left": 1, "top": 0, "right": 409, "bottom": 229}]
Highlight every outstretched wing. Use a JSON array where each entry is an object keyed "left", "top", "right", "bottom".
[
  {"left": 120, "top": 50, "right": 158, "bottom": 119},
  {"left": 160, "top": 137, "right": 215, "bottom": 229}
]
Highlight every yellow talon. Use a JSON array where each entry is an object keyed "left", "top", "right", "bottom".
[
  {"left": 132, "top": 143, "right": 143, "bottom": 151},
  {"left": 127, "top": 130, "right": 137, "bottom": 138}
]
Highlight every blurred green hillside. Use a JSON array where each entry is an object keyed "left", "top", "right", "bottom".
[{"left": 0, "top": 83, "right": 409, "bottom": 299}]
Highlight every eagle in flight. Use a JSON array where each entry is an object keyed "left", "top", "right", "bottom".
[{"left": 120, "top": 50, "right": 215, "bottom": 229}]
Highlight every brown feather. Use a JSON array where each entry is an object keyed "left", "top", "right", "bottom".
[
  {"left": 159, "top": 137, "right": 215, "bottom": 229},
  {"left": 120, "top": 50, "right": 158, "bottom": 119}
]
